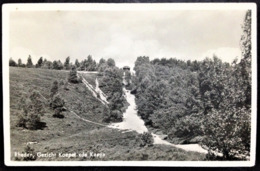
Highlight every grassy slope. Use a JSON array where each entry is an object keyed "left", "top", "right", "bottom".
[
  {"left": 79, "top": 72, "right": 97, "bottom": 87},
  {"left": 9, "top": 67, "right": 205, "bottom": 161}
]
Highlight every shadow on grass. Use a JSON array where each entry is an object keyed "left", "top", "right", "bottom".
[
  {"left": 35, "top": 121, "right": 47, "bottom": 130},
  {"left": 53, "top": 114, "right": 65, "bottom": 119}
]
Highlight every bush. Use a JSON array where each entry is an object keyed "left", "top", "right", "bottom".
[
  {"left": 68, "top": 67, "right": 80, "bottom": 83},
  {"left": 202, "top": 107, "right": 250, "bottom": 160},
  {"left": 64, "top": 81, "right": 69, "bottom": 90},
  {"left": 9, "top": 58, "right": 17, "bottom": 66},
  {"left": 16, "top": 91, "right": 45, "bottom": 130},
  {"left": 29, "top": 91, "right": 45, "bottom": 115},
  {"left": 103, "top": 110, "right": 122, "bottom": 123},
  {"left": 50, "top": 80, "right": 59, "bottom": 97},
  {"left": 173, "top": 114, "right": 204, "bottom": 139},
  {"left": 59, "top": 79, "right": 65, "bottom": 85},
  {"left": 17, "top": 112, "right": 27, "bottom": 128},
  {"left": 140, "top": 132, "right": 154, "bottom": 147},
  {"left": 26, "top": 112, "right": 41, "bottom": 130}
]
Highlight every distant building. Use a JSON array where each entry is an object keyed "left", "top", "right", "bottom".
[{"left": 123, "top": 66, "right": 130, "bottom": 71}]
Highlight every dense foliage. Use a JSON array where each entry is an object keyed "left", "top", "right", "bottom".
[
  {"left": 98, "top": 59, "right": 127, "bottom": 122},
  {"left": 133, "top": 11, "right": 252, "bottom": 160},
  {"left": 68, "top": 66, "right": 82, "bottom": 84},
  {"left": 17, "top": 91, "right": 46, "bottom": 130}
]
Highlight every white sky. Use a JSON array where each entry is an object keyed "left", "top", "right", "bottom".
[{"left": 9, "top": 10, "right": 246, "bottom": 69}]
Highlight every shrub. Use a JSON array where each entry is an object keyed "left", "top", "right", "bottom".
[
  {"left": 26, "top": 112, "right": 41, "bottom": 130},
  {"left": 17, "top": 113, "right": 27, "bottom": 128},
  {"left": 59, "top": 79, "right": 65, "bottom": 85},
  {"left": 29, "top": 91, "right": 45, "bottom": 115},
  {"left": 50, "top": 94, "right": 65, "bottom": 118},
  {"left": 173, "top": 114, "right": 204, "bottom": 139},
  {"left": 16, "top": 91, "right": 45, "bottom": 130},
  {"left": 64, "top": 81, "right": 69, "bottom": 90},
  {"left": 103, "top": 110, "right": 123, "bottom": 123},
  {"left": 202, "top": 107, "right": 250, "bottom": 160},
  {"left": 68, "top": 66, "right": 79, "bottom": 83},
  {"left": 9, "top": 58, "right": 17, "bottom": 66},
  {"left": 140, "top": 132, "right": 154, "bottom": 147},
  {"left": 50, "top": 80, "right": 59, "bottom": 97}
]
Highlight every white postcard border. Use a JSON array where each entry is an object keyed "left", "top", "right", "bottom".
[{"left": 2, "top": 3, "right": 257, "bottom": 167}]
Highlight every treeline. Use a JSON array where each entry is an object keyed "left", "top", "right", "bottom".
[
  {"left": 133, "top": 10, "right": 251, "bottom": 160},
  {"left": 9, "top": 55, "right": 107, "bottom": 72}
]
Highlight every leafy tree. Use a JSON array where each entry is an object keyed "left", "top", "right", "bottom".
[
  {"left": 239, "top": 10, "right": 252, "bottom": 108},
  {"left": 9, "top": 58, "right": 17, "bottom": 66},
  {"left": 99, "top": 66, "right": 125, "bottom": 122},
  {"left": 26, "top": 55, "right": 33, "bottom": 68},
  {"left": 107, "top": 58, "right": 116, "bottom": 67},
  {"left": 98, "top": 58, "right": 106, "bottom": 66},
  {"left": 202, "top": 11, "right": 252, "bottom": 159},
  {"left": 53, "top": 60, "right": 63, "bottom": 70},
  {"left": 98, "top": 63, "right": 108, "bottom": 72}
]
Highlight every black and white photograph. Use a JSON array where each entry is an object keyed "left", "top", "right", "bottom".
[{"left": 2, "top": 3, "right": 257, "bottom": 166}]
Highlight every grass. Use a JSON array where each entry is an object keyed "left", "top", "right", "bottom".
[
  {"left": 79, "top": 72, "right": 97, "bottom": 88},
  {"left": 9, "top": 67, "right": 206, "bottom": 161}
]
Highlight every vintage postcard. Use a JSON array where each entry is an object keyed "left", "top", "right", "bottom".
[{"left": 2, "top": 3, "right": 257, "bottom": 166}]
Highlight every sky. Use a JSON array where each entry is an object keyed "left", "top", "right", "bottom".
[{"left": 9, "top": 10, "right": 246, "bottom": 69}]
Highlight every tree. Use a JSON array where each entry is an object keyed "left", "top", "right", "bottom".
[
  {"left": 201, "top": 11, "right": 252, "bottom": 159},
  {"left": 99, "top": 66, "right": 125, "bottom": 122},
  {"left": 18, "top": 58, "right": 23, "bottom": 67},
  {"left": 239, "top": 10, "right": 252, "bottom": 108},
  {"left": 68, "top": 66, "right": 79, "bottom": 83},
  {"left": 26, "top": 55, "right": 33, "bottom": 68},
  {"left": 79, "top": 59, "right": 86, "bottom": 71},
  {"left": 98, "top": 58, "right": 106, "bottom": 66},
  {"left": 42, "top": 60, "right": 53, "bottom": 69},
  {"left": 9, "top": 58, "right": 17, "bottom": 66},
  {"left": 50, "top": 94, "right": 65, "bottom": 118},
  {"left": 36, "top": 57, "right": 43, "bottom": 68},
  {"left": 64, "top": 56, "right": 70, "bottom": 70},
  {"left": 75, "top": 59, "right": 80, "bottom": 68},
  {"left": 17, "top": 91, "right": 45, "bottom": 130},
  {"left": 107, "top": 58, "right": 116, "bottom": 67},
  {"left": 52, "top": 60, "right": 59, "bottom": 70}
]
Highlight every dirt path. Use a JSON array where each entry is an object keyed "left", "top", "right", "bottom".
[
  {"left": 78, "top": 73, "right": 108, "bottom": 106},
  {"left": 74, "top": 72, "right": 208, "bottom": 154},
  {"left": 71, "top": 111, "right": 108, "bottom": 127}
]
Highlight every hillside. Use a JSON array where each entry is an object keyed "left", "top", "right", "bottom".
[{"left": 9, "top": 67, "right": 206, "bottom": 161}]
